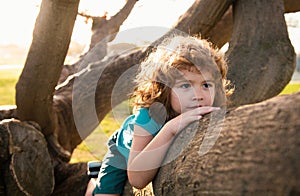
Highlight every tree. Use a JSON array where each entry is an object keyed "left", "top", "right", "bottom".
[
  {"left": 0, "top": 0, "right": 300, "bottom": 195},
  {"left": 153, "top": 91, "right": 300, "bottom": 195}
]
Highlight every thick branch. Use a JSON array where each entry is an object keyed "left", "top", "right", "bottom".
[
  {"left": 153, "top": 92, "right": 300, "bottom": 195},
  {"left": 109, "top": 0, "right": 138, "bottom": 30},
  {"left": 16, "top": 0, "right": 80, "bottom": 136},
  {"left": 88, "top": 0, "right": 137, "bottom": 49},
  {"left": 284, "top": 0, "right": 300, "bottom": 12},
  {"left": 54, "top": 48, "right": 146, "bottom": 151},
  {"left": 173, "top": 0, "right": 233, "bottom": 36},
  {"left": 207, "top": 0, "right": 300, "bottom": 48},
  {"left": 0, "top": 119, "right": 54, "bottom": 195},
  {"left": 226, "top": 0, "right": 296, "bottom": 107}
]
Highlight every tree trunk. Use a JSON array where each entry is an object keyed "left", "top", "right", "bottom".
[
  {"left": 284, "top": 0, "right": 300, "bottom": 12},
  {"left": 0, "top": 120, "right": 54, "bottom": 195},
  {"left": 146, "top": 0, "right": 233, "bottom": 50},
  {"left": 207, "top": 0, "right": 300, "bottom": 48},
  {"left": 152, "top": 92, "right": 300, "bottom": 195},
  {"left": 15, "top": 0, "right": 80, "bottom": 136},
  {"left": 173, "top": 0, "right": 233, "bottom": 36},
  {"left": 226, "top": 0, "right": 296, "bottom": 107}
]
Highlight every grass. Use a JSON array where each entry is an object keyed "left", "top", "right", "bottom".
[
  {"left": 0, "top": 67, "right": 22, "bottom": 105},
  {"left": 70, "top": 114, "right": 125, "bottom": 163},
  {"left": 280, "top": 82, "right": 300, "bottom": 94}
]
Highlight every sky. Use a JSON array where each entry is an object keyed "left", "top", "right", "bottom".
[
  {"left": 0, "top": 0, "right": 194, "bottom": 47},
  {"left": 0, "top": 0, "right": 299, "bottom": 64}
]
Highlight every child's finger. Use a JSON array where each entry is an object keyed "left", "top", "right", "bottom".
[{"left": 193, "top": 106, "right": 220, "bottom": 115}]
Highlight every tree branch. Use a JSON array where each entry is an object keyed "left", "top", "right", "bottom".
[{"left": 153, "top": 92, "right": 300, "bottom": 195}]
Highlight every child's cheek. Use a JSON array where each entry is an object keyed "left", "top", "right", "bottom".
[{"left": 170, "top": 90, "right": 182, "bottom": 114}]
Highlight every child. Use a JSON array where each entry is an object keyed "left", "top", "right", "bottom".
[{"left": 85, "top": 35, "right": 232, "bottom": 196}]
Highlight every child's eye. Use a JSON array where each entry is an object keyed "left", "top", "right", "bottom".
[
  {"left": 202, "top": 83, "right": 214, "bottom": 89},
  {"left": 180, "top": 83, "right": 191, "bottom": 89}
]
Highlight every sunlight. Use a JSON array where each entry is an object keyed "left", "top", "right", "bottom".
[
  {"left": 0, "top": 0, "right": 40, "bottom": 46},
  {"left": 78, "top": 0, "right": 126, "bottom": 17},
  {"left": 0, "top": 0, "right": 299, "bottom": 66},
  {"left": 120, "top": 0, "right": 194, "bottom": 30},
  {"left": 112, "top": 0, "right": 195, "bottom": 45},
  {"left": 286, "top": 12, "right": 300, "bottom": 53},
  {"left": 0, "top": 0, "right": 195, "bottom": 47}
]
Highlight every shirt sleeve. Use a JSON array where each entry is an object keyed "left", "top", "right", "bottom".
[{"left": 133, "top": 108, "right": 163, "bottom": 136}]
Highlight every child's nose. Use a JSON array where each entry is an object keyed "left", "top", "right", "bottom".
[{"left": 192, "top": 88, "right": 204, "bottom": 101}]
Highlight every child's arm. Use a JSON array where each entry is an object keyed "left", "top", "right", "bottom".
[
  {"left": 127, "top": 106, "right": 219, "bottom": 189},
  {"left": 85, "top": 178, "right": 97, "bottom": 196}
]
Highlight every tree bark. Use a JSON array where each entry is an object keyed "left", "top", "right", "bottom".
[
  {"left": 54, "top": 48, "right": 146, "bottom": 151},
  {"left": 284, "top": 0, "right": 300, "bottom": 12},
  {"left": 226, "top": 0, "right": 296, "bottom": 107},
  {"left": 207, "top": 0, "right": 300, "bottom": 48},
  {"left": 152, "top": 92, "right": 300, "bottom": 195},
  {"left": 89, "top": 0, "right": 138, "bottom": 50},
  {"left": 15, "top": 0, "right": 80, "bottom": 136},
  {"left": 173, "top": 0, "right": 233, "bottom": 37},
  {"left": 0, "top": 119, "right": 54, "bottom": 195}
]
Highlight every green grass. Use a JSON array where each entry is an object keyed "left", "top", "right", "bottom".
[
  {"left": 70, "top": 115, "right": 126, "bottom": 163},
  {"left": 1, "top": 66, "right": 300, "bottom": 163},
  {"left": 70, "top": 102, "right": 132, "bottom": 163},
  {"left": 280, "top": 83, "right": 300, "bottom": 94},
  {"left": 0, "top": 67, "right": 22, "bottom": 105}
]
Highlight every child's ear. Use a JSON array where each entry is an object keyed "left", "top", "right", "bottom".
[{"left": 149, "top": 102, "right": 167, "bottom": 124}]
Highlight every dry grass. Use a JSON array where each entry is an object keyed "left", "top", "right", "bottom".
[{"left": 133, "top": 183, "right": 154, "bottom": 196}]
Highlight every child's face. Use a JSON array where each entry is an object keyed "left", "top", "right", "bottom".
[{"left": 170, "top": 69, "right": 215, "bottom": 114}]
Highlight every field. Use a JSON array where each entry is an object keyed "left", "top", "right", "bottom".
[{"left": 1, "top": 66, "right": 300, "bottom": 164}]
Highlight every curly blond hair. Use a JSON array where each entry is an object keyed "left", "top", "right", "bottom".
[{"left": 131, "top": 35, "right": 233, "bottom": 120}]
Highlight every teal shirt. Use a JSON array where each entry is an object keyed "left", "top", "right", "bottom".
[{"left": 116, "top": 108, "right": 163, "bottom": 160}]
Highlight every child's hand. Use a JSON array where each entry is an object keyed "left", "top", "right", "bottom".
[{"left": 166, "top": 106, "right": 220, "bottom": 136}]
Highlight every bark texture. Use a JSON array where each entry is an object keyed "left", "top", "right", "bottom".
[
  {"left": 15, "top": 0, "right": 80, "bottom": 136},
  {"left": 226, "top": 0, "right": 296, "bottom": 107},
  {"left": 54, "top": 48, "right": 145, "bottom": 152},
  {"left": 0, "top": 120, "right": 54, "bottom": 195},
  {"left": 173, "top": 0, "right": 233, "bottom": 37},
  {"left": 88, "top": 0, "right": 138, "bottom": 50},
  {"left": 152, "top": 92, "right": 300, "bottom": 195},
  {"left": 207, "top": 0, "right": 300, "bottom": 48}
]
